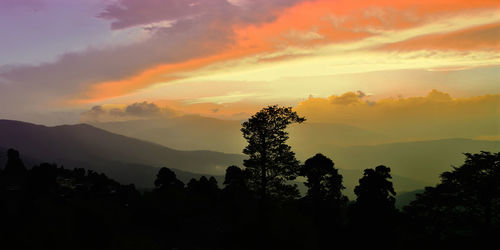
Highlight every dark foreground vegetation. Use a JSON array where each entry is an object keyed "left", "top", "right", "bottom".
[{"left": 0, "top": 106, "right": 498, "bottom": 250}]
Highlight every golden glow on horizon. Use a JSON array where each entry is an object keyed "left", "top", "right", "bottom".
[
  {"left": 81, "top": 90, "right": 500, "bottom": 125},
  {"left": 295, "top": 90, "right": 499, "bottom": 126},
  {"left": 293, "top": 89, "right": 500, "bottom": 141}
]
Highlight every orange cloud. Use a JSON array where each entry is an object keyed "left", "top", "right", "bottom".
[
  {"left": 71, "top": 46, "right": 267, "bottom": 104},
  {"left": 72, "top": 0, "right": 500, "bottom": 104}
]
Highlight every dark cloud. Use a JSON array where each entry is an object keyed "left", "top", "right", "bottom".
[
  {"left": 125, "top": 101, "right": 160, "bottom": 116},
  {"left": 124, "top": 101, "right": 179, "bottom": 117},
  {"left": 80, "top": 101, "right": 180, "bottom": 123},
  {"left": 90, "top": 105, "right": 105, "bottom": 113},
  {"left": 109, "top": 108, "right": 126, "bottom": 117},
  {"left": 80, "top": 105, "right": 106, "bottom": 122}
]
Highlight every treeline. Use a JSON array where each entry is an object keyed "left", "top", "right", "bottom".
[
  {"left": 1, "top": 149, "right": 498, "bottom": 250},
  {"left": 0, "top": 105, "right": 498, "bottom": 250}
]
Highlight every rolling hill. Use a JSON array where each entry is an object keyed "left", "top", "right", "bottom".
[
  {"left": 91, "top": 117, "right": 499, "bottom": 186},
  {"left": 93, "top": 116, "right": 246, "bottom": 154},
  {"left": 0, "top": 119, "right": 245, "bottom": 186},
  {"left": 1, "top": 119, "right": 497, "bottom": 196}
]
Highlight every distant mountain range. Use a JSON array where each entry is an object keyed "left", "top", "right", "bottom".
[
  {"left": 1, "top": 119, "right": 498, "bottom": 198},
  {"left": 91, "top": 117, "right": 394, "bottom": 155},
  {"left": 93, "top": 116, "right": 246, "bottom": 154},
  {"left": 91, "top": 117, "right": 499, "bottom": 185},
  {"left": 0, "top": 119, "right": 244, "bottom": 187}
]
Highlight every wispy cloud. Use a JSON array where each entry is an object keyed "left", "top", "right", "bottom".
[
  {"left": 72, "top": 0, "right": 499, "bottom": 103},
  {"left": 184, "top": 92, "right": 259, "bottom": 105},
  {"left": 0, "top": 0, "right": 498, "bottom": 113}
]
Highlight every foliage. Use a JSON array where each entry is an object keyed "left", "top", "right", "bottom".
[
  {"left": 404, "top": 151, "right": 500, "bottom": 247},
  {"left": 0, "top": 106, "right": 498, "bottom": 249},
  {"left": 301, "top": 153, "right": 347, "bottom": 204},
  {"left": 354, "top": 165, "right": 396, "bottom": 212},
  {"left": 241, "top": 105, "right": 305, "bottom": 201},
  {"left": 154, "top": 167, "right": 184, "bottom": 192}
]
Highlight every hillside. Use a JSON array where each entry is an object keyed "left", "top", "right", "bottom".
[
  {"left": 91, "top": 118, "right": 499, "bottom": 186},
  {"left": 93, "top": 116, "right": 246, "bottom": 154},
  {"left": 2, "top": 119, "right": 496, "bottom": 193},
  {"left": 0, "top": 120, "right": 245, "bottom": 185}
]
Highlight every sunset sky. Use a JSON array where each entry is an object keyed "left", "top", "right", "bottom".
[{"left": 0, "top": 0, "right": 499, "bottom": 125}]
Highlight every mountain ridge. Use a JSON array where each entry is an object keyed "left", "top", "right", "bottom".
[{"left": 0, "top": 119, "right": 245, "bottom": 177}]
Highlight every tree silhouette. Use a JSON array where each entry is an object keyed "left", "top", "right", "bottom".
[
  {"left": 354, "top": 165, "right": 396, "bottom": 212},
  {"left": 222, "top": 165, "right": 250, "bottom": 199},
  {"left": 1, "top": 149, "right": 28, "bottom": 194},
  {"left": 186, "top": 176, "right": 220, "bottom": 202},
  {"left": 4, "top": 144, "right": 495, "bottom": 249},
  {"left": 28, "top": 162, "right": 58, "bottom": 196},
  {"left": 301, "top": 153, "right": 347, "bottom": 206},
  {"left": 4, "top": 149, "right": 27, "bottom": 175},
  {"left": 300, "top": 153, "right": 348, "bottom": 248},
  {"left": 221, "top": 166, "right": 258, "bottom": 249},
  {"left": 350, "top": 165, "right": 397, "bottom": 249},
  {"left": 184, "top": 176, "right": 222, "bottom": 248},
  {"left": 439, "top": 151, "right": 499, "bottom": 228},
  {"left": 404, "top": 151, "right": 500, "bottom": 248},
  {"left": 154, "top": 167, "right": 184, "bottom": 192},
  {"left": 224, "top": 165, "right": 245, "bottom": 186},
  {"left": 241, "top": 105, "right": 305, "bottom": 201}
]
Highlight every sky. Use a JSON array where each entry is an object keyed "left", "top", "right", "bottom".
[{"left": 0, "top": 0, "right": 499, "bottom": 125}]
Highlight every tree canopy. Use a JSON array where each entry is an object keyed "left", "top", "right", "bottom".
[
  {"left": 301, "top": 153, "right": 346, "bottom": 204},
  {"left": 354, "top": 165, "right": 396, "bottom": 210},
  {"left": 241, "top": 105, "right": 305, "bottom": 201},
  {"left": 404, "top": 151, "right": 500, "bottom": 245},
  {"left": 154, "top": 167, "right": 184, "bottom": 192}
]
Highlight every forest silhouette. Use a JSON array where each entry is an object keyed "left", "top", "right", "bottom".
[{"left": 0, "top": 106, "right": 498, "bottom": 250}]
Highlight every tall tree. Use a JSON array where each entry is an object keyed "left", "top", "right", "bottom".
[{"left": 241, "top": 105, "right": 305, "bottom": 201}]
